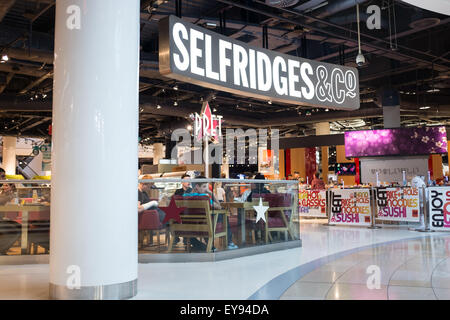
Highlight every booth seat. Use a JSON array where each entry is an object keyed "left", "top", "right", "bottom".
[
  {"left": 138, "top": 209, "right": 167, "bottom": 252},
  {"left": 170, "top": 195, "right": 228, "bottom": 252},
  {"left": 251, "top": 193, "right": 294, "bottom": 243}
]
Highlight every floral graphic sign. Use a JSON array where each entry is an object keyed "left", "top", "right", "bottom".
[{"left": 345, "top": 126, "right": 447, "bottom": 157}]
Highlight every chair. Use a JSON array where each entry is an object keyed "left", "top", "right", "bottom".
[
  {"left": 252, "top": 193, "right": 294, "bottom": 243},
  {"left": 169, "top": 195, "right": 228, "bottom": 252},
  {"left": 0, "top": 219, "right": 21, "bottom": 255},
  {"left": 138, "top": 209, "right": 167, "bottom": 252},
  {"left": 28, "top": 210, "right": 50, "bottom": 254}
]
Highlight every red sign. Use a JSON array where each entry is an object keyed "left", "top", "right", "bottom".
[{"left": 194, "top": 102, "right": 223, "bottom": 143}]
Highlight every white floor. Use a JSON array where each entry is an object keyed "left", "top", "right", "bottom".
[{"left": 0, "top": 219, "right": 449, "bottom": 300}]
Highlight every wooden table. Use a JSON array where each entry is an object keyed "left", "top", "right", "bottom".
[
  {"left": 222, "top": 201, "right": 268, "bottom": 245},
  {"left": 0, "top": 204, "right": 50, "bottom": 254}
]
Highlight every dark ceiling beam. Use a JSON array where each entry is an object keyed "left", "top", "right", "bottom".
[
  {"left": 0, "top": 0, "right": 16, "bottom": 23},
  {"left": 20, "top": 117, "right": 51, "bottom": 132},
  {"left": 5, "top": 116, "right": 35, "bottom": 132},
  {"left": 257, "top": 0, "right": 450, "bottom": 66},
  {"left": 0, "top": 72, "right": 14, "bottom": 94},
  {"left": 4, "top": 48, "right": 53, "bottom": 64},
  {"left": 227, "top": 0, "right": 449, "bottom": 70},
  {"left": 19, "top": 71, "right": 53, "bottom": 94},
  {"left": 30, "top": 1, "right": 55, "bottom": 23}
]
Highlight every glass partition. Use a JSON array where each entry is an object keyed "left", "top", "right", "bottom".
[
  {"left": 137, "top": 178, "right": 300, "bottom": 254},
  {"left": 0, "top": 178, "right": 299, "bottom": 257},
  {"left": 0, "top": 180, "right": 50, "bottom": 256}
]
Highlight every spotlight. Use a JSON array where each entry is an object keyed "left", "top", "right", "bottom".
[
  {"left": 1, "top": 54, "right": 8, "bottom": 62},
  {"left": 267, "top": 100, "right": 272, "bottom": 104},
  {"left": 325, "top": 108, "right": 329, "bottom": 112},
  {"left": 157, "top": 105, "right": 161, "bottom": 109},
  {"left": 174, "top": 101, "right": 178, "bottom": 106},
  {"left": 42, "top": 93, "right": 47, "bottom": 98},
  {"left": 173, "top": 85, "right": 178, "bottom": 91},
  {"left": 213, "top": 108, "right": 217, "bottom": 112}
]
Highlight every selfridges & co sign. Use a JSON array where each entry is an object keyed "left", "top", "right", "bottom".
[{"left": 159, "top": 15, "right": 360, "bottom": 111}]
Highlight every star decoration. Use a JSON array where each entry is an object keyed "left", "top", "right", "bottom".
[
  {"left": 253, "top": 197, "right": 269, "bottom": 223},
  {"left": 160, "top": 197, "right": 186, "bottom": 224}
]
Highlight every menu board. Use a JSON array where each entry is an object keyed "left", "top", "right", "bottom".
[
  {"left": 375, "top": 187, "right": 420, "bottom": 222},
  {"left": 428, "top": 187, "right": 450, "bottom": 231},
  {"left": 330, "top": 189, "right": 371, "bottom": 226},
  {"left": 299, "top": 189, "right": 327, "bottom": 217}
]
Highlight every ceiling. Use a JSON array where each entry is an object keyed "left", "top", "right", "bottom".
[{"left": 0, "top": 0, "right": 449, "bottom": 143}]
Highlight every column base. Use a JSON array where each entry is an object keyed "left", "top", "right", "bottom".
[{"left": 49, "top": 279, "right": 137, "bottom": 300}]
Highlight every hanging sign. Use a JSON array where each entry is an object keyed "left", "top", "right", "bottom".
[
  {"left": 330, "top": 188, "right": 371, "bottom": 226},
  {"left": 428, "top": 187, "right": 450, "bottom": 231},
  {"left": 375, "top": 187, "right": 420, "bottom": 222},
  {"left": 193, "top": 101, "right": 223, "bottom": 142},
  {"left": 159, "top": 15, "right": 360, "bottom": 110},
  {"left": 41, "top": 143, "right": 51, "bottom": 171},
  {"left": 299, "top": 189, "right": 327, "bottom": 217}
]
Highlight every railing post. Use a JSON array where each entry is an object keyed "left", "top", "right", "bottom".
[
  {"left": 367, "top": 187, "right": 381, "bottom": 229},
  {"left": 322, "top": 189, "right": 335, "bottom": 226},
  {"left": 416, "top": 186, "right": 434, "bottom": 232}
]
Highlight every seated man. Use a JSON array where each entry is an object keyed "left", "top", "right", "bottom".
[
  {"left": 138, "top": 180, "right": 166, "bottom": 225},
  {"left": 0, "top": 179, "right": 15, "bottom": 205},
  {"left": 183, "top": 176, "right": 238, "bottom": 251},
  {"left": 241, "top": 173, "right": 270, "bottom": 202},
  {"left": 173, "top": 173, "right": 192, "bottom": 196}
]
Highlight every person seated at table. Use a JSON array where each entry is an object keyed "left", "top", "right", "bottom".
[
  {"left": 0, "top": 182, "right": 15, "bottom": 205},
  {"left": 311, "top": 172, "right": 326, "bottom": 190},
  {"left": 0, "top": 168, "right": 5, "bottom": 181},
  {"left": 183, "top": 176, "right": 238, "bottom": 251},
  {"left": 240, "top": 173, "right": 271, "bottom": 202},
  {"left": 174, "top": 173, "right": 192, "bottom": 196},
  {"left": 137, "top": 180, "right": 166, "bottom": 225},
  {"left": 213, "top": 182, "right": 226, "bottom": 203}
]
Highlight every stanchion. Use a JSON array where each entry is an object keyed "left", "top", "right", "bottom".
[
  {"left": 415, "top": 186, "right": 434, "bottom": 233},
  {"left": 367, "top": 187, "right": 381, "bottom": 229},
  {"left": 322, "top": 189, "right": 335, "bottom": 226}
]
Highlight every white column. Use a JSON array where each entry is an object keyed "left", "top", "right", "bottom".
[
  {"left": 152, "top": 143, "right": 164, "bottom": 165},
  {"left": 50, "top": 0, "right": 139, "bottom": 299},
  {"left": 2, "top": 136, "right": 16, "bottom": 175}
]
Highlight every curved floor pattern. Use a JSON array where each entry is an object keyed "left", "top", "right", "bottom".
[
  {"left": 0, "top": 220, "right": 449, "bottom": 300},
  {"left": 279, "top": 236, "right": 450, "bottom": 300}
]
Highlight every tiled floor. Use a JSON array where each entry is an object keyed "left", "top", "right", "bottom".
[
  {"left": 279, "top": 232, "right": 450, "bottom": 300},
  {"left": 1, "top": 219, "right": 450, "bottom": 300}
]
